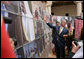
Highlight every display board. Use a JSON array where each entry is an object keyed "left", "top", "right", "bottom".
[
  {"left": 1, "top": 1, "right": 35, "bottom": 47},
  {"left": 1, "top": 1, "right": 24, "bottom": 47},
  {"left": 1, "top": 1, "right": 54, "bottom": 58}
]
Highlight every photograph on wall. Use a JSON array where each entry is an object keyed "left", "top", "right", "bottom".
[
  {"left": 39, "top": 39, "right": 42, "bottom": 55},
  {"left": 1, "top": 1, "right": 19, "bottom": 13},
  {"left": 7, "top": 13, "right": 24, "bottom": 48},
  {"left": 42, "top": 36, "right": 45, "bottom": 49},
  {"left": 34, "top": 39, "right": 40, "bottom": 56},
  {"left": 23, "top": 44, "right": 31, "bottom": 58},
  {"left": 39, "top": 38, "right": 43, "bottom": 54},
  {"left": 35, "top": 8, "right": 39, "bottom": 20},
  {"left": 45, "top": 34, "right": 50, "bottom": 45},
  {"left": 28, "top": 41, "right": 38, "bottom": 58},
  {"left": 36, "top": 21, "right": 43, "bottom": 37},
  {"left": 39, "top": 7, "right": 42, "bottom": 16},
  {"left": 40, "top": 36, "right": 45, "bottom": 50},
  {"left": 20, "top": 1, "right": 33, "bottom": 17},
  {"left": 1, "top": 2, "right": 8, "bottom": 31},
  {"left": 31, "top": 1, "right": 43, "bottom": 20},
  {"left": 1, "top": 1, "right": 8, "bottom": 17},
  {"left": 33, "top": 21, "right": 38, "bottom": 39},
  {"left": 34, "top": 38, "right": 44, "bottom": 56},
  {"left": 34, "top": 17, "right": 44, "bottom": 40},
  {"left": 46, "top": 15, "right": 52, "bottom": 22},
  {"left": 20, "top": 1, "right": 35, "bottom": 43},
  {"left": 16, "top": 47, "right": 25, "bottom": 58},
  {"left": 1, "top": 10, "right": 23, "bottom": 48},
  {"left": 1, "top": 1, "right": 24, "bottom": 48},
  {"left": 1, "top": 1, "right": 19, "bottom": 31}
]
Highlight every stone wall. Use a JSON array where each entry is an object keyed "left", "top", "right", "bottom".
[{"left": 52, "top": 5, "right": 77, "bottom": 16}]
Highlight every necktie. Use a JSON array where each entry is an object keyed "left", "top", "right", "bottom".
[
  {"left": 57, "top": 27, "right": 62, "bottom": 40},
  {"left": 59, "top": 27, "right": 62, "bottom": 34}
]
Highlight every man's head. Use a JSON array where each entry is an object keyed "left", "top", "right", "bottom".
[
  {"left": 56, "top": 22, "right": 59, "bottom": 26},
  {"left": 52, "top": 20, "right": 56, "bottom": 26},
  {"left": 53, "top": 20, "right": 56, "bottom": 24},
  {"left": 61, "top": 20, "right": 67, "bottom": 27}
]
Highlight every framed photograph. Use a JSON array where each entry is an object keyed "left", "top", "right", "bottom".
[
  {"left": 23, "top": 44, "right": 30, "bottom": 58},
  {"left": 23, "top": 41, "right": 39, "bottom": 58},
  {"left": 34, "top": 39, "right": 40, "bottom": 56},
  {"left": 41, "top": 36, "right": 45, "bottom": 50},
  {"left": 1, "top": 1, "right": 24, "bottom": 48},
  {"left": 16, "top": 47, "right": 25, "bottom": 58},
  {"left": 39, "top": 7, "right": 42, "bottom": 16},
  {"left": 1, "top": 1, "right": 19, "bottom": 31},
  {"left": 7, "top": 13, "right": 25, "bottom": 48},
  {"left": 28, "top": 41, "right": 38, "bottom": 58},
  {"left": 20, "top": 1, "right": 35, "bottom": 43},
  {"left": 36, "top": 21, "right": 43, "bottom": 37},
  {"left": 1, "top": 1, "right": 19, "bottom": 13}
]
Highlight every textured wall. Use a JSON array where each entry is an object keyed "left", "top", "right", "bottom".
[{"left": 52, "top": 5, "right": 77, "bottom": 16}]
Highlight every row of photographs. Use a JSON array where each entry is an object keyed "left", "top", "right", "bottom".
[
  {"left": 1, "top": 0, "right": 50, "bottom": 44},
  {"left": 31, "top": 1, "right": 47, "bottom": 20},
  {"left": 1, "top": 1, "right": 33, "bottom": 17},
  {"left": 1, "top": 1, "right": 48, "bottom": 21},
  {"left": 1, "top": 10, "right": 52, "bottom": 49},
  {"left": 15, "top": 35, "right": 52, "bottom": 58},
  {"left": 1, "top": 1, "right": 35, "bottom": 48}
]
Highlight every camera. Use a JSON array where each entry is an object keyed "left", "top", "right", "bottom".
[
  {"left": 74, "top": 40, "right": 83, "bottom": 47},
  {"left": 74, "top": 41, "right": 78, "bottom": 46},
  {"left": 3, "top": 17, "right": 12, "bottom": 24}
]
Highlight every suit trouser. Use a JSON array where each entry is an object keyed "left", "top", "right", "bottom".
[
  {"left": 66, "top": 37, "right": 73, "bottom": 54},
  {"left": 55, "top": 43, "right": 65, "bottom": 58}
]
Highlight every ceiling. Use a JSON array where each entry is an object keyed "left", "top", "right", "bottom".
[{"left": 52, "top": 1, "right": 76, "bottom": 7}]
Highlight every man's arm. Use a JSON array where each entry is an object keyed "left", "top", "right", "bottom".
[
  {"left": 44, "top": 16, "right": 56, "bottom": 29},
  {"left": 46, "top": 22, "right": 56, "bottom": 29}
]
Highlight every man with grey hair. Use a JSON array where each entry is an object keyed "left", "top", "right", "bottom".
[{"left": 45, "top": 19, "right": 68, "bottom": 58}]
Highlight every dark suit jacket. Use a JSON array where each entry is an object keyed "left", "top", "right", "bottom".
[{"left": 47, "top": 23, "right": 68, "bottom": 47}]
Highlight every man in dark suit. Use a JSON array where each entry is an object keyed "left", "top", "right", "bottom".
[{"left": 45, "top": 19, "right": 68, "bottom": 58}]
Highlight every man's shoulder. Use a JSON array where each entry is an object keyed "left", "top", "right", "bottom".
[{"left": 55, "top": 26, "right": 60, "bottom": 29}]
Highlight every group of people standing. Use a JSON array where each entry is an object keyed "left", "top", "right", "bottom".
[{"left": 45, "top": 19, "right": 83, "bottom": 58}]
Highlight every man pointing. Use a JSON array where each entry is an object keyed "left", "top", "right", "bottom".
[{"left": 45, "top": 19, "right": 68, "bottom": 58}]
